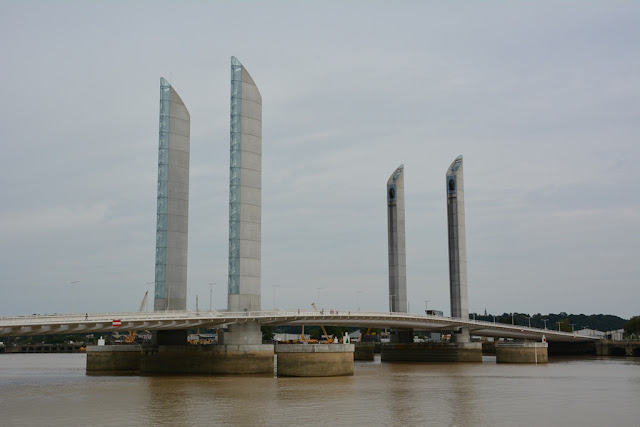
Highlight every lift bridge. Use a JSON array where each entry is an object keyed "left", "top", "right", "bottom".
[{"left": 0, "top": 310, "right": 596, "bottom": 342}]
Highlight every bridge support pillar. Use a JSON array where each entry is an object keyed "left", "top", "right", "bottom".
[
  {"left": 451, "top": 327, "right": 470, "bottom": 343},
  {"left": 219, "top": 320, "right": 262, "bottom": 345},
  {"left": 381, "top": 342, "right": 482, "bottom": 363},
  {"left": 275, "top": 344, "right": 354, "bottom": 377},
  {"left": 354, "top": 342, "right": 375, "bottom": 361},
  {"left": 140, "top": 344, "right": 274, "bottom": 374},
  {"left": 86, "top": 343, "right": 274, "bottom": 375},
  {"left": 495, "top": 342, "right": 548, "bottom": 363},
  {"left": 390, "top": 328, "right": 414, "bottom": 343},
  {"left": 152, "top": 329, "right": 187, "bottom": 346},
  {"left": 86, "top": 345, "right": 142, "bottom": 374}
]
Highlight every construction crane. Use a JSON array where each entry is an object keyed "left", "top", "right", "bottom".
[
  {"left": 311, "top": 303, "right": 333, "bottom": 343},
  {"left": 125, "top": 291, "right": 148, "bottom": 344}
]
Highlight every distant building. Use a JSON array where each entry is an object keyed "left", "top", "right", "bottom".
[
  {"left": 606, "top": 329, "right": 624, "bottom": 341},
  {"left": 274, "top": 333, "right": 310, "bottom": 342},
  {"left": 577, "top": 328, "right": 605, "bottom": 338}
]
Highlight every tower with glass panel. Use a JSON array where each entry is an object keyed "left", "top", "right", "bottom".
[
  {"left": 154, "top": 77, "right": 190, "bottom": 311},
  {"left": 446, "top": 155, "right": 469, "bottom": 342},
  {"left": 387, "top": 164, "right": 407, "bottom": 313},
  {"left": 227, "top": 57, "right": 262, "bottom": 315}
]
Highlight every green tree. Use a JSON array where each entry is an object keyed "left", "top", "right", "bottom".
[
  {"left": 624, "top": 316, "right": 640, "bottom": 338},
  {"left": 261, "top": 326, "right": 274, "bottom": 342}
]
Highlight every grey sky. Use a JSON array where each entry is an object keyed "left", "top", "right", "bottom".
[{"left": 1, "top": 1, "right": 638, "bottom": 319}]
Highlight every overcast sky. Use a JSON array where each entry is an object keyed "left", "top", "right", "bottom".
[{"left": 1, "top": 1, "right": 638, "bottom": 319}]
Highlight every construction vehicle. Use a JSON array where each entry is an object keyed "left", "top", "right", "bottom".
[
  {"left": 311, "top": 303, "right": 334, "bottom": 343},
  {"left": 125, "top": 291, "right": 148, "bottom": 344}
]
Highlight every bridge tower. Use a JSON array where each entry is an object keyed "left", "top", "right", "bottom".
[
  {"left": 446, "top": 155, "right": 469, "bottom": 343},
  {"left": 387, "top": 164, "right": 407, "bottom": 313},
  {"left": 222, "top": 56, "right": 263, "bottom": 345},
  {"left": 153, "top": 77, "right": 190, "bottom": 312},
  {"left": 386, "top": 164, "right": 413, "bottom": 343}
]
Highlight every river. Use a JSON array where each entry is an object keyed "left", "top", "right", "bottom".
[{"left": 1, "top": 354, "right": 639, "bottom": 426}]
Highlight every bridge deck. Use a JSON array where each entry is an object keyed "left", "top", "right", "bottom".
[{"left": 0, "top": 310, "right": 596, "bottom": 342}]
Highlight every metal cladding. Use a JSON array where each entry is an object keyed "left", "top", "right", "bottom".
[
  {"left": 228, "top": 57, "right": 262, "bottom": 313},
  {"left": 154, "top": 78, "right": 190, "bottom": 311},
  {"left": 446, "top": 155, "right": 469, "bottom": 321},
  {"left": 387, "top": 164, "right": 407, "bottom": 312}
]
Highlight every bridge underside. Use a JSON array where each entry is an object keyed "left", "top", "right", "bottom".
[{"left": 0, "top": 311, "right": 597, "bottom": 343}]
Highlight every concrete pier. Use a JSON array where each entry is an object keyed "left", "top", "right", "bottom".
[
  {"left": 141, "top": 344, "right": 274, "bottom": 374},
  {"left": 495, "top": 342, "right": 548, "bottom": 363},
  {"left": 596, "top": 340, "right": 640, "bottom": 357},
  {"left": 86, "top": 344, "right": 274, "bottom": 375},
  {"left": 354, "top": 342, "right": 375, "bottom": 361},
  {"left": 86, "top": 345, "right": 143, "bottom": 374},
  {"left": 381, "top": 342, "right": 482, "bottom": 363},
  {"left": 275, "top": 344, "right": 355, "bottom": 377}
]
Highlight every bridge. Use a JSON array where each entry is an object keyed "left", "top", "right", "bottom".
[{"left": 0, "top": 309, "right": 596, "bottom": 342}]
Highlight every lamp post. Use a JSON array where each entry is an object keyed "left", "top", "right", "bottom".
[
  {"left": 209, "top": 282, "right": 216, "bottom": 311},
  {"left": 272, "top": 284, "right": 280, "bottom": 310},
  {"left": 67, "top": 280, "right": 79, "bottom": 314},
  {"left": 542, "top": 319, "right": 549, "bottom": 330},
  {"left": 557, "top": 321, "right": 562, "bottom": 331},
  {"left": 511, "top": 312, "right": 515, "bottom": 325},
  {"left": 527, "top": 316, "right": 532, "bottom": 328},
  {"left": 424, "top": 300, "right": 430, "bottom": 314},
  {"left": 570, "top": 323, "right": 576, "bottom": 333}
]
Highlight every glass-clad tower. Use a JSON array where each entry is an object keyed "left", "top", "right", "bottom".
[
  {"left": 228, "top": 57, "right": 262, "bottom": 314},
  {"left": 446, "top": 155, "right": 469, "bottom": 342},
  {"left": 154, "top": 77, "right": 190, "bottom": 311},
  {"left": 387, "top": 164, "right": 407, "bottom": 313}
]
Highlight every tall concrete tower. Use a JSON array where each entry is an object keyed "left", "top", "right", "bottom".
[
  {"left": 154, "top": 77, "right": 190, "bottom": 311},
  {"left": 387, "top": 164, "right": 407, "bottom": 313},
  {"left": 226, "top": 56, "right": 262, "bottom": 316},
  {"left": 446, "top": 155, "right": 469, "bottom": 342},
  {"left": 224, "top": 57, "right": 262, "bottom": 344}
]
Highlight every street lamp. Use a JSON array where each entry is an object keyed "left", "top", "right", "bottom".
[
  {"left": 511, "top": 312, "right": 515, "bottom": 325},
  {"left": 272, "top": 284, "right": 280, "bottom": 310},
  {"left": 67, "top": 280, "right": 80, "bottom": 314},
  {"left": 527, "top": 316, "right": 532, "bottom": 328},
  {"left": 557, "top": 321, "right": 562, "bottom": 331},
  {"left": 209, "top": 283, "right": 216, "bottom": 311},
  {"left": 570, "top": 323, "right": 576, "bottom": 333},
  {"left": 542, "top": 319, "right": 549, "bottom": 330},
  {"left": 424, "top": 300, "right": 430, "bottom": 314}
]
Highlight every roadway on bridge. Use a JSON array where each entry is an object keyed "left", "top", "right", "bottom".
[{"left": 0, "top": 310, "right": 595, "bottom": 342}]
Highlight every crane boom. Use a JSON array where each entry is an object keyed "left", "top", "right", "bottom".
[
  {"left": 311, "top": 303, "right": 333, "bottom": 343},
  {"left": 125, "top": 291, "right": 149, "bottom": 344}
]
